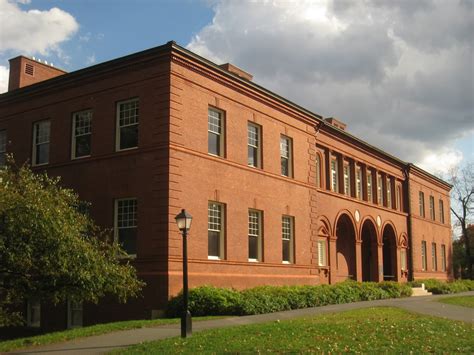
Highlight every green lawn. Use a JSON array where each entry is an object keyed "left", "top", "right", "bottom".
[
  {"left": 0, "top": 316, "right": 222, "bottom": 353},
  {"left": 116, "top": 307, "right": 473, "bottom": 354},
  {"left": 439, "top": 295, "right": 474, "bottom": 308}
]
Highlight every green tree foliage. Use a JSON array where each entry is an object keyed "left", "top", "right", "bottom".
[{"left": 0, "top": 162, "right": 144, "bottom": 326}]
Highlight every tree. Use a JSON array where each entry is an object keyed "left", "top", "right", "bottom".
[
  {"left": 448, "top": 162, "right": 474, "bottom": 279},
  {"left": 0, "top": 161, "right": 145, "bottom": 326}
]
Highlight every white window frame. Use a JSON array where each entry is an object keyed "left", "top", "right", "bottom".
[
  {"left": 114, "top": 198, "right": 138, "bottom": 257},
  {"left": 315, "top": 154, "right": 322, "bottom": 188},
  {"left": 116, "top": 98, "right": 139, "bottom": 152},
  {"left": 208, "top": 202, "right": 225, "bottom": 260},
  {"left": 248, "top": 209, "right": 263, "bottom": 262},
  {"left": 439, "top": 200, "right": 445, "bottom": 224},
  {"left": 331, "top": 157, "right": 338, "bottom": 192},
  {"left": 27, "top": 299, "right": 41, "bottom": 328},
  {"left": 386, "top": 177, "right": 392, "bottom": 209},
  {"left": 0, "top": 130, "right": 6, "bottom": 166},
  {"left": 282, "top": 216, "right": 294, "bottom": 264},
  {"left": 71, "top": 110, "right": 92, "bottom": 159},
  {"left": 421, "top": 241, "right": 427, "bottom": 271},
  {"left": 367, "top": 170, "right": 373, "bottom": 202},
  {"left": 67, "top": 300, "right": 83, "bottom": 329},
  {"left": 396, "top": 185, "right": 402, "bottom": 211},
  {"left": 400, "top": 249, "right": 407, "bottom": 271},
  {"left": 429, "top": 196, "right": 435, "bottom": 221},
  {"left": 419, "top": 191, "right": 425, "bottom": 217},
  {"left": 441, "top": 244, "right": 446, "bottom": 272},
  {"left": 377, "top": 173, "right": 384, "bottom": 205},
  {"left": 356, "top": 165, "right": 362, "bottom": 199},
  {"left": 208, "top": 107, "right": 225, "bottom": 157},
  {"left": 432, "top": 242, "right": 437, "bottom": 271},
  {"left": 280, "top": 135, "right": 293, "bottom": 177},
  {"left": 247, "top": 122, "right": 261, "bottom": 168},
  {"left": 318, "top": 239, "right": 327, "bottom": 266},
  {"left": 32, "top": 120, "right": 50, "bottom": 166},
  {"left": 343, "top": 162, "right": 351, "bottom": 196}
]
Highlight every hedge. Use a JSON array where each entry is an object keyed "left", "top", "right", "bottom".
[
  {"left": 409, "top": 279, "right": 474, "bottom": 294},
  {"left": 166, "top": 281, "right": 412, "bottom": 317}
]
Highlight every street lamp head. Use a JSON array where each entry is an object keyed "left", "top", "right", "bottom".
[{"left": 175, "top": 209, "right": 193, "bottom": 233}]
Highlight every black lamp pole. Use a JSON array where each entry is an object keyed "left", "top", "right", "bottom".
[{"left": 181, "top": 224, "right": 192, "bottom": 338}]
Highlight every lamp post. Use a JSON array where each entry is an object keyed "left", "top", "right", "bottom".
[{"left": 175, "top": 209, "right": 193, "bottom": 338}]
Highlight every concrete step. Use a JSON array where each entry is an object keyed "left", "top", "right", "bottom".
[{"left": 411, "top": 284, "right": 432, "bottom": 296}]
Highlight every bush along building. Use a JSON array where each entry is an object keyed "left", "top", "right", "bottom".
[{"left": 0, "top": 41, "right": 452, "bottom": 330}]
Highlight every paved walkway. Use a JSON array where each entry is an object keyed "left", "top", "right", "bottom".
[{"left": 8, "top": 291, "right": 474, "bottom": 355}]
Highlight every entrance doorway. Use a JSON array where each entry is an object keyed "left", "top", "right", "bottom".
[
  {"left": 382, "top": 224, "right": 398, "bottom": 281},
  {"left": 335, "top": 214, "right": 356, "bottom": 281},
  {"left": 361, "top": 220, "right": 379, "bottom": 282}
]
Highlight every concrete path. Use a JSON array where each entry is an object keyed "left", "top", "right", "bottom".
[{"left": 8, "top": 291, "right": 474, "bottom": 355}]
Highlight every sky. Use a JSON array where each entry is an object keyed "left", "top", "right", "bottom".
[{"left": 0, "top": 0, "right": 472, "bottom": 175}]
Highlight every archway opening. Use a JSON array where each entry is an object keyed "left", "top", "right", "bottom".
[
  {"left": 336, "top": 214, "right": 356, "bottom": 281},
  {"left": 382, "top": 224, "right": 398, "bottom": 281},
  {"left": 361, "top": 220, "right": 379, "bottom": 282}
]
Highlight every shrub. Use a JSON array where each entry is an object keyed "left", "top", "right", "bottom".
[
  {"left": 166, "top": 281, "right": 415, "bottom": 317},
  {"left": 408, "top": 279, "right": 474, "bottom": 294},
  {"left": 166, "top": 285, "right": 242, "bottom": 317}
]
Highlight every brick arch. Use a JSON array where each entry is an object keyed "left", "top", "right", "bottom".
[
  {"left": 381, "top": 221, "right": 398, "bottom": 281},
  {"left": 334, "top": 209, "right": 358, "bottom": 238},
  {"left": 317, "top": 215, "right": 332, "bottom": 238},
  {"left": 358, "top": 215, "right": 380, "bottom": 242},
  {"left": 381, "top": 221, "right": 398, "bottom": 241},
  {"left": 398, "top": 233, "right": 408, "bottom": 248},
  {"left": 334, "top": 211, "right": 357, "bottom": 281}
]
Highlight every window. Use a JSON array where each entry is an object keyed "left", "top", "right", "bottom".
[
  {"left": 67, "top": 300, "right": 83, "bottom": 329},
  {"left": 116, "top": 98, "right": 139, "bottom": 151},
  {"left": 386, "top": 177, "right": 392, "bottom": 209},
  {"left": 367, "top": 170, "right": 373, "bottom": 202},
  {"left": 248, "top": 210, "right": 262, "bottom": 261},
  {"left": 315, "top": 154, "right": 322, "bottom": 188},
  {"left": 72, "top": 110, "right": 92, "bottom": 159},
  {"left": 396, "top": 185, "right": 402, "bottom": 211},
  {"left": 32, "top": 120, "right": 50, "bottom": 166},
  {"left": 318, "top": 240, "right": 327, "bottom": 266},
  {"left": 377, "top": 173, "right": 384, "bottom": 205},
  {"left": 432, "top": 242, "right": 437, "bottom": 271},
  {"left": 208, "top": 202, "right": 224, "bottom": 259},
  {"left": 439, "top": 200, "right": 445, "bottom": 224},
  {"left": 331, "top": 157, "right": 339, "bottom": 192},
  {"left": 115, "top": 198, "right": 138, "bottom": 256},
  {"left": 27, "top": 299, "right": 41, "bottom": 328},
  {"left": 421, "top": 241, "right": 427, "bottom": 271},
  {"left": 441, "top": 244, "right": 446, "bottom": 272},
  {"left": 0, "top": 130, "right": 6, "bottom": 166},
  {"left": 280, "top": 135, "right": 292, "bottom": 177},
  {"left": 208, "top": 108, "right": 224, "bottom": 156},
  {"left": 419, "top": 191, "right": 425, "bottom": 217},
  {"left": 400, "top": 249, "right": 407, "bottom": 271},
  {"left": 282, "top": 216, "right": 294, "bottom": 263},
  {"left": 429, "top": 196, "right": 435, "bottom": 221},
  {"left": 247, "top": 123, "right": 261, "bottom": 167},
  {"left": 356, "top": 165, "right": 362, "bottom": 199},
  {"left": 343, "top": 163, "right": 351, "bottom": 196}
]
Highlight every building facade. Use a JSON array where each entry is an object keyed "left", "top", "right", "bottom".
[{"left": 0, "top": 41, "right": 452, "bottom": 330}]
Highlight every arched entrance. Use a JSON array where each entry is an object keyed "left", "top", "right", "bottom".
[
  {"left": 336, "top": 214, "right": 356, "bottom": 281},
  {"left": 361, "top": 219, "right": 379, "bottom": 282},
  {"left": 382, "top": 224, "right": 398, "bottom": 281}
]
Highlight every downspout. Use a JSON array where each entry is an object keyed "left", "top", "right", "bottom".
[{"left": 403, "top": 164, "right": 414, "bottom": 281}]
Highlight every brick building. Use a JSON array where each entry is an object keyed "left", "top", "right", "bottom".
[{"left": 0, "top": 41, "right": 452, "bottom": 330}]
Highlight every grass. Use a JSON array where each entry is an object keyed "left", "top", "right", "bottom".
[
  {"left": 0, "top": 316, "right": 222, "bottom": 353},
  {"left": 439, "top": 295, "right": 474, "bottom": 308},
  {"left": 115, "top": 307, "right": 474, "bottom": 354}
]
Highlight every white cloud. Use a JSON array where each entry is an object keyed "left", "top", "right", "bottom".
[
  {"left": 188, "top": 0, "right": 474, "bottom": 174},
  {"left": 417, "top": 148, "right": 464, "bottom": 176},
  {"left": 0, "top": 66, "right": 9, "bottom": 93},
  {"left": 86, "top": 54, "right": 96, "bottom": 65},
  {"left": 0, "top": 0, "right": 78, "bottom": 93},
  {"left": 0, "top": 0, "right": 78, "bottom": 55}
]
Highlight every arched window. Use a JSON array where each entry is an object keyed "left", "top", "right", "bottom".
[{"left": 396, "top": 185, "right": 403, "bottom": 211}]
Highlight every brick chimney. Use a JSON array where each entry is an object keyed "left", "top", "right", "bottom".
[
  {"left": 324, "top": 117, "right": 347, "bottom": 131},
  {"left": 219, "top": 63, "right": 253, "bottom": 81},
  {"left": 8, "top": 56, "right": 67, "bottom": 91}
]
